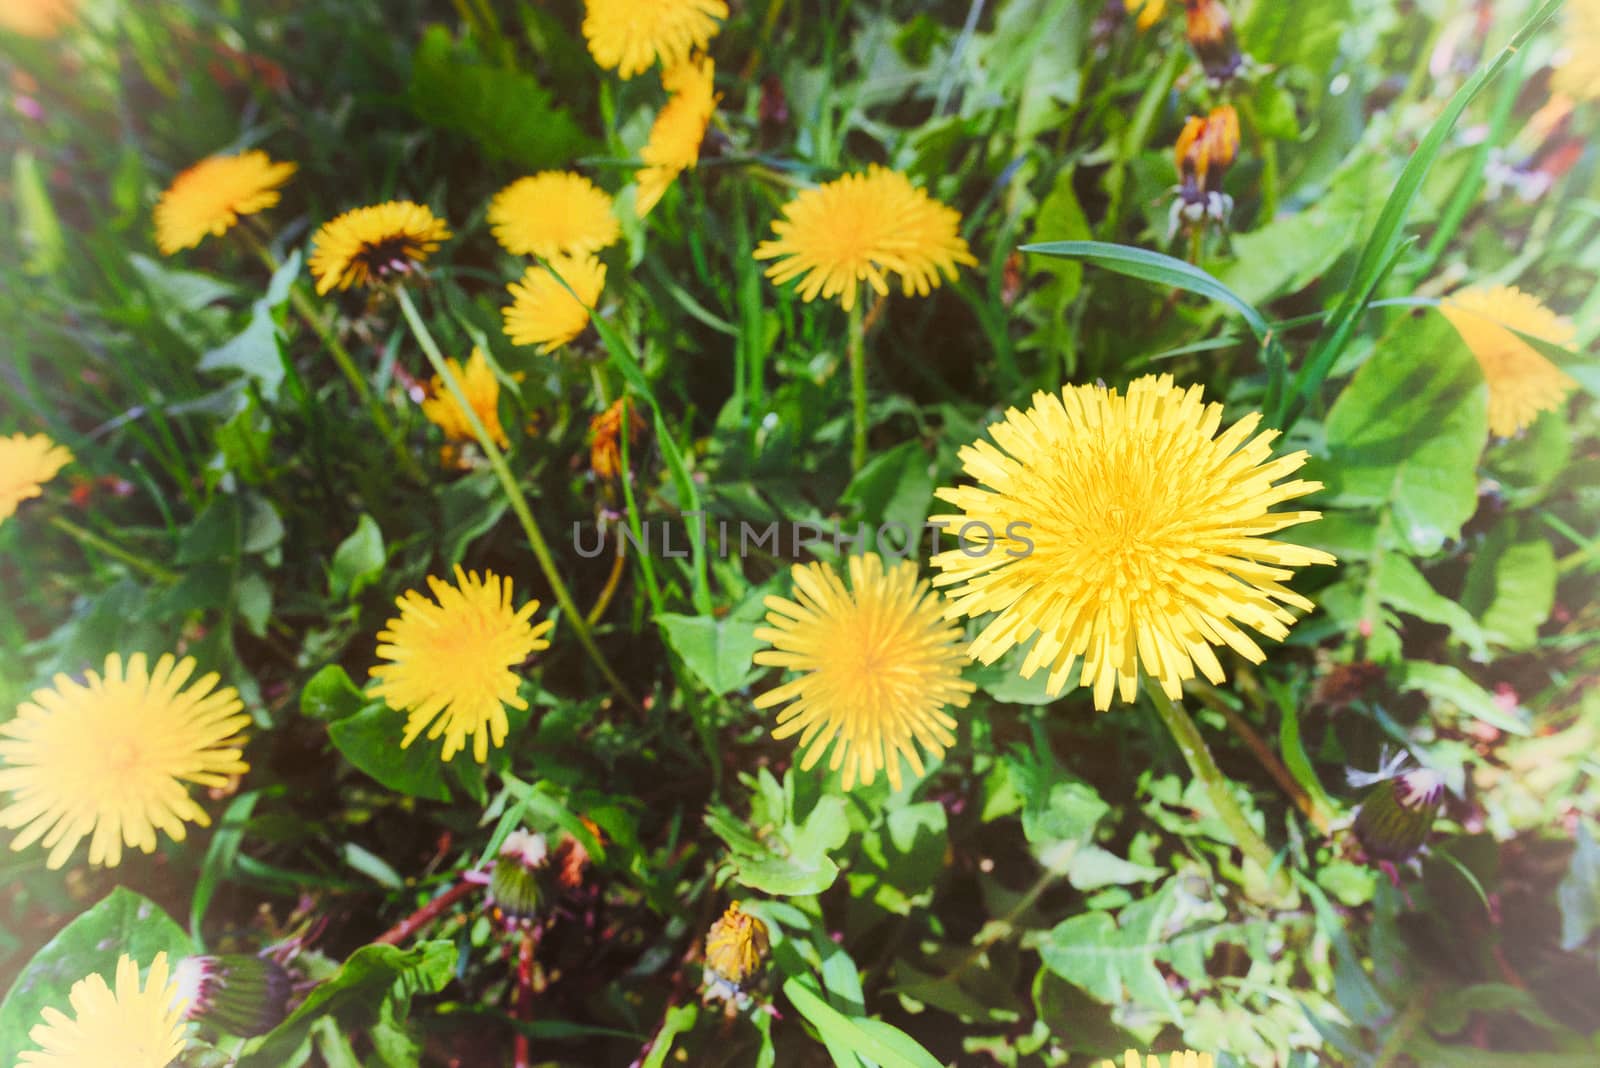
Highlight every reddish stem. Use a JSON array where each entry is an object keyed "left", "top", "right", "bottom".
[
  {"left": 514, "top": 927, "right": 538, "bottom": 1068},
  {"left": 373, "top": 878, "right": 479, "bottom": 946}
]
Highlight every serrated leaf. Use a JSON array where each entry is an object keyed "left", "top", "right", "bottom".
[{"left": 328, "top": 705, "right": 453, "bottom": 802}]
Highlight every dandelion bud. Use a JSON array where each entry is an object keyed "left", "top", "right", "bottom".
[
  {"left": 704, "top": 901, "right": 771, "bottom": 988},
  {"left": 1123, "top": 0, "right": 1167, "bottom": 32},
  {"left": 1184, "top": 0, "right": 1243, "bottom": 84},
  {"left": 490, "top": 829, "right": 550, "bottom": 924},
  {"left": 1353, "top": 767, "right": 1446, "bottom": 863},
  {"left": 174, "top": 954, "right": 293, "bottom": 1038},
  {"left": 1174, "top": 105, "right": 1240, "bottom": 194}
]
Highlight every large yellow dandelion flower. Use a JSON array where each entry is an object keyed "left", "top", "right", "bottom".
[
  {"left": 369, "top": 567, "right": 554, "bottom": 763},
  {"left": 153, "top": 151, "right": 297, "bottom": 255},
  {"left": 931, "top": 374, "right": 1335, "bottom": 711},
  {"left": 636, "top": 56, "right": 719, "bottom": 217},
  {"left": 754, "top": 166, "right": 977, "bottom": 312},
  {"left": 1100, "top": 1052, "right": 1214, "bottom": 1068},
  {"left": 18, "top": 953, "right": 188, "bottom": 1068},
  {"left": 488, "top": 172, "right": 620, "bottom": 259},
  {"left": 581, "top": 0, "right": 728, "bottom": 79},
  {"left": 421, "top": 347, "right": 509, "bottom": 448},
  {"left": 0, "top": 653, "right": 249, "bottom": 869},
  {"left": 1124, "top": 0, "right": 1167, "bottom": 31},
  {"left": 502, "top": 253, "right": 607, "bottom": 353},
  {"left": 1, "top": 432, "right": 72, "bottom": 527},
  {"left": 1555, "top": 0, "right": 1600, "bottom": 100},
  {"left": 0, "top": 0, "right": 77, "bottom": 38},
  {"left": 308, "top": 201, "right": 451, "bottom": 295},
  {"left": 1439, "top": 285, "right": 1580, "bottom": 437},
  {"left": 753, "top": 553, "right": 976, "bottom": 791}
]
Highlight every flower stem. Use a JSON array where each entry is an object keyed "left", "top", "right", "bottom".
[
  {"left": 373, "top": 877, "right": 480, "bottom": 946},
  {"left": 394, "top": 288, "right": 639, "bottom": 713},
  {"left": 847, "top": 293, "right": 867, "bottom": 472},
  {"left": 48, "top": 515, "right": 178, "bottom": 583},
  {"left": 1144, "top": 680, "right": 1291, "bottom": 903}
]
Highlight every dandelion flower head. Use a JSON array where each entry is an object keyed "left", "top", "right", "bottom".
[
  {"left": 704, "top": 901, "right": 771, "bottom": 986},
  {"left": 369, "top": 566, "right": 554, "bottom": 763},
  {"left": 932, "top": 374, "right": 1335, "bottom": 710},
  {"left": 308, "top": 201, "right": 451, "bottom": 294},
  {"left": 0, "top": 653, "right": 249, "bottom": 869},
  {"left": 18, "top": 953, "right": 188, "bottom": 1068},
  {"left": 488, "top": 172, "right": 620, "bottom": 259},
  {"left": 501, "top": 253, "right": 607, "bottom": 353},
  {"left": 1439, "top": 285, "right": 1579, "bottom": 437},
  {"left": 1124, "top": 0, "right": 1167, "bottom": 31},
  {"left": 754, "top": 166, "right": 977, "bottom": 311},
  {"left": 1100, "top": 1052, "right": 1214, "bottom": 1068},
  {"left": 1, "top": 432, "right": 72, "bottom": 527},
  {"left": 0, "top": 0, "right": 78, "bottom": 38},
  {"left": 1555, "top": 0, "right": 1600, "bottom": 100},
  {"left": 153, "top": 151, "right": 297, "bottom": 255},
  {"left": 636, "top": 56, "right": 718, "bottom": 218},
  {"left": 582, "top": 0, "right": 728, "bottom": 79},
  {"left": 421, "top": 347, "right": 510, "bottom": 449},
  {"left": 753, "top": 553, "right": 976, "bottom": 791}
]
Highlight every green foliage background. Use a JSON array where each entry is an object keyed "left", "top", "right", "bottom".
[{"left": 2, "top": 0, "right": 1599, "bottom": 1064}]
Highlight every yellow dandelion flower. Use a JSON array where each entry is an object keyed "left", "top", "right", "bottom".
[
  {"left": 1100, "top": 1052, "right": 1214, "bottom": 1068},
  {"left": 581, "top": 0, "right": 728, "bottom": 79},
  {"left": 753, "top": 553, "right": 976, "bottom": 791},
  {"left": 1439, "top": 285, "right": 1580, "bottom": 437},
  {"left": 308, "top": 201, "right": 451, "bottom": 295},
  {"left": 1555, "top": 0, "right": 1600, "bottom": 100},
  {"left": 636, "top": 56, "right": 719, "bottom": 218},
  {"left": 152, "top": 151, "right": 297, "bottom": 255},
  {"left": 369, "top": 567, "right": 554, "bottom": 763},
  {"left": 704, "top": 901, "right": 771, "bottom": 986},
  {"left": 502, "top": 252, "right": 607, "bottom": 353},
  {"left": 421, "top": 347, "right": 509, "bottom": 449},
  {"left": 931, "top": 374, "right": 1335, "bottom": 711},
  {"left": 0, "top": 0, "right": 77, "bottom": 38},
  {"left": 0, "top": 432, "right": 72, "bottom": 527},
  {"left": 0, "top": 653, "right": 249, "bottom": 869},
  {"left": 754, "top": 166, "right": 977, "bottom": 312},
  {"left": 488, "top": 172, "right": 621, "bottom": 259},
  {"left": 18, "top": 953, "right": 188, "bottom": 1068},
  {"left": 1124, "top": 0, "right": 1167, "bottom": 31}
]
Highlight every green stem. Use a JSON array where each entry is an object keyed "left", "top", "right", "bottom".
[
  {"left": 847, "top": 293, "right": 867, "bottom": 473},
  {"left": 394, "top": 288, "right": 639, "bottom": 713},
  {"left": 48, "top": 515, "right": 178, "bottom": 583},
  {"left": 1144, "top": 680, "right": 1291, "bottom": 903}
]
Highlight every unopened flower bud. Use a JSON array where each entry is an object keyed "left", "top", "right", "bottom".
[
  {"left": 1184, "top": 0, "right": 1243, "bottom": 83},
  {"left": 1353, "top": 767, "right": 1445, "bottom": 863},
  {"left": 704, "top": 901, "right": 771, "bottom": 988},
  {"left": 174, "top": 954, "right": 293, "bottom": 1038},
  {"left": 489, "top": 829, "right": 550, "bottom": 924}
]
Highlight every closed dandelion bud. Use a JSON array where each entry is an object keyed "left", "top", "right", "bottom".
[
  {"left": 704, "top": 901, "right": 770, "bottom": 987},
  {"left": 1174, "top": 105, "right": 1240, "bottom": 194},
  {"left": 1353, "top": 767, "right": 1446, "bottom": 863},
  {"left": 1184, "top": 0, "right": 1243, "bottom": 83},
  {"left": 174, "top": 954, "right": 293, "bottom": 1038},
  {"left": 490, "top": 829, "right": 550, "bottom": 924}
]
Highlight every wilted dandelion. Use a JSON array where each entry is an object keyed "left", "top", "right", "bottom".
[
  {"left": 369, "top": 567, "right": 553, "bottom": 763},
  {"left": 308, "top": 201, "right": 451, "bottom": 294},
  {"left": 1100, "top": 1052, "right": 1214, "bottom": 1068},
  {"left": 704, "top": 901, "right": 770, "bottom": 987},
  {"left": 502, "top": 253, "right": 607, "bottom": 353},
  {"left": 1184, "top": 0, "right": 1242, "bottom": 83},
  {"left": 153, "top": 151, "right": 297, "bottom": 255},
  {"left": 0, "top": 0, "right": 77, "bottom": 38},
  {"left": 754, "top": 166, "right": 976, "bottom": 312},
  {"left": 18, "top": 953, "right": 188, "bottom": 1068},
  {"left": 0, "top": 653, "right": 249, "bottom": 869},
  {"left": 1439, "top": 285, "right": 1579, "bottom": 437},
  {"left": 636, "top": 56, "right": 718, "bottom": 218},
  {"left": 421, "top": 347, "right": 510, "bottom": 449},
  {"left": 488, "top": 172, "right": 620, "bottom": 259},
  {"left": 590, "top": 397, "right": 647, "bottom": 481},
  {"left": 932, "top": 374, "right": 1335, "bottom": 710},
  {"left": 1555, "top": 0, "right": 1600, "bottom": 100},
  {"left": 753, "top": 553, "right": 975, "bottom": 791},
  {"left": 1124, "top": 0, "right": 1167, "bottom": 31},
  {"left": 1171, "top": 104, "right": 1240, "bottom": 239},
  {"left": 581, "top": 0, "right": 727, "bottom": 79},
  {"left": 0, "top": 432, "right": 72, "bottom": 527}
]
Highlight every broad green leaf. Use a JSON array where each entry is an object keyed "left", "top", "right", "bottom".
[
  {"left": 191, "top": 791, "right": 260, "bottom": 947},
  {"left": 328, "top": 705, "right": 453, "bottom": 802},
  {"left": 1066, "top": 846, "right": 1164, "bottom": 891},
  {"left": 1400, "top": 661, "right": 1530, "bottom": 736},
  {"left": 657, "top": 612, "right": 763, "bottom": 696},
  {"left": 1021, "top": 777, "right": 1108, "bottom": 873},
  {"left": 300, "top": 664, "right": 371, "bottom": 722},
  {"left": 840, "top": 440, "right": 937, "bottom": 541},
  {"left": 14, "top": 150, "right": 64, "bottom": 277},
  {"left": 1559, "top": 822, "right": 1600, "bottom": 951},
  {"left": 329, "top": 514, "right": 386, "bottom": 599},
  {"left": 1321, "top": 315, "right": 1488, "bottom": 555},
  {"left": 1461, "top": 531, "right": 1556, "bottom": 651},
  {"left": 1027, "top": 166, "right": 1092, "bottom": 305},
  {"left": 783, "top": 978, "right": 944, "bottom": 1068},
  {"left": 128, "top": 252, "right": 237, "bottom": 312},
  {"left": 199, "top": 251, "right": 302, "bottom": 401},
  {"left": 0, "top": 888, "right": 193, "bottom": 1066},
  {"left": 1031, "top": 886, "right": 1181, "bottom": 1020},
  {"left": 238, "top": 941, "right": 457, "bottom": 1067}
]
